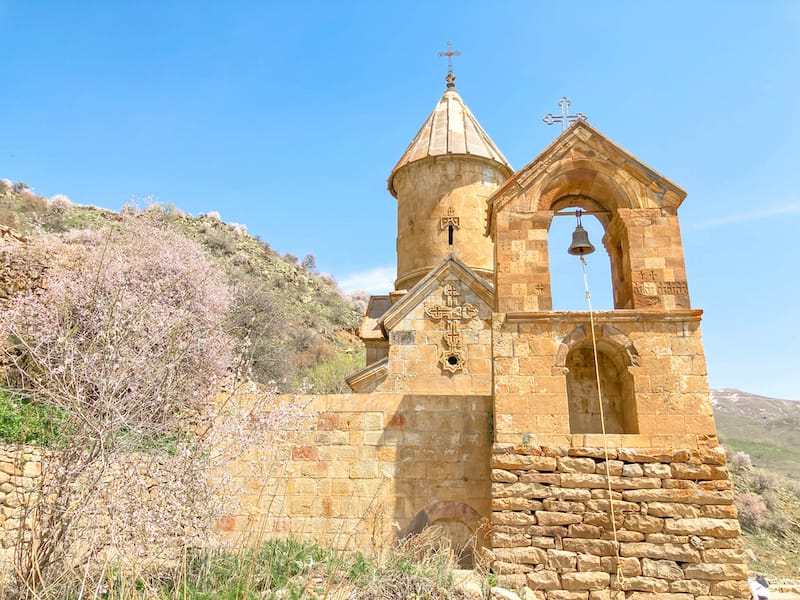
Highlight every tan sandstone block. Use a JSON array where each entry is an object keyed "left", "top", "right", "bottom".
[
  {"left": 663, "top": 518, "right": 740, "bottom": 538},
  {"left": 560, "top": 572, "right": 610, "bottom": 591},
  {"left": 682, "top": 562, "right": 748, "bottom": 581},
  {"left": 526, "top": 570, "right": 560, "bottom": 590}
]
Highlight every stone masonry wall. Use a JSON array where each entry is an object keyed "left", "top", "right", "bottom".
[
  {"left": 220, "top": 393, "right": 493, "bottom": 553},
  {"left": 490, "top": 443, "right": 750, "bottom": 599},
  {"left": 0, "top": 445, "right": 40, "bottom": 568}
]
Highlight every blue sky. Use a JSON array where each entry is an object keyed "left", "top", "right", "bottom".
[{"left": 1, "top": 1, "right": 799, "bottom": 400}]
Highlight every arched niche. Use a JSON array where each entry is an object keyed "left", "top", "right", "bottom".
[{"left": 556, "top": 325, "right": 639, "bottom": 435}]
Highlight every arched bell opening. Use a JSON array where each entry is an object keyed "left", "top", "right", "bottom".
[
  {"left": 547, "top": 196, "right": 614, "bottom": 310},
  {"left": 565, "top": 340, "right": 638, "bottom": 434}
]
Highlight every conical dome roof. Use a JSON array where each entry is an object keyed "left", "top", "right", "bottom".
[{"left": 388, "top": 78, "right": 512, "bottom": 197}]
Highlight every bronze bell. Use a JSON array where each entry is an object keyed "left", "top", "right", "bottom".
[{"left": 568, "top": 222, "right": 595, "bottom": 256}]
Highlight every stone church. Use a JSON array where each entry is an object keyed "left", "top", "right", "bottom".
[{"left": 227, "top": 69, "right": 751, "bottom": 598}]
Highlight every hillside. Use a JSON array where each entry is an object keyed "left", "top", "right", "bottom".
[
  {"left": 713, "top": 388, "right": 800, "bottom": 480},
  {"left": 0, "top": 180, "right": 364, "bottom": 392},
  {"left": 712, "top": 389, "right": 800, "bottom": 579}
]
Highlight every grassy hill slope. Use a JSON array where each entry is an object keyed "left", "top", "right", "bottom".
[{"left": 0, "top": 180, "right": 364, "bottom": 392}]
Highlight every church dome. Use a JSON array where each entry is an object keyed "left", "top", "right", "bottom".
[{"left": 387, "top": 75, "right": 513, "bottom": 197}]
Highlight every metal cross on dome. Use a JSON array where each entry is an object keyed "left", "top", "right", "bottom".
[
  {"left": 438, "top": 41, "right": 461, "bottom": 88},
  {"left": 542, "top": 96, "right": 588, "bottom": 132}
]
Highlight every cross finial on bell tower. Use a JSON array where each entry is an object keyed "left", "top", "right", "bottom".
[{"left": 438, "top": 41, "right": 461, "bottom": 88}]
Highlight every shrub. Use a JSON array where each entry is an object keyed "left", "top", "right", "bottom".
[
  {"left": 0, "top": 215, "right": 236, "bottom": 597},
  {"left": 729, "top": 450, "right": 752, "bottom": 474},
  {"left": 735, "top": 492, "right": 769, "bottom": 530}
]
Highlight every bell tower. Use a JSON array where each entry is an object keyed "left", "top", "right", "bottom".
[{"left": 387, "top": 70, "right": 513, "bottom": 291}]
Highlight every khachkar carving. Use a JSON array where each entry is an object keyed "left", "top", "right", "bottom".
[
  {"left": 440, "top": 207, "right": 460, "bottom": 231},
  {"left": 424, "top": 281, "right": 477, "bottom": 373}
]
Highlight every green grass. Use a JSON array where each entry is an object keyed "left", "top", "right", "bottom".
[{"left": 0, "top": 391, "right": 65, "bottom": 445}]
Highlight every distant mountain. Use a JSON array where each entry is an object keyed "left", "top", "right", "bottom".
[{"left": 712, "top": 388, "right": 800, "bottom": 480}]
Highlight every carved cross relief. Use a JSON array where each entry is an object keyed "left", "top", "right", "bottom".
[{"left": 424, "top": 281, "right": 478, "bottom": 373}]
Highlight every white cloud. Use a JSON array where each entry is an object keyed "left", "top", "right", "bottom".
[
  {"left": 696, "top": 202, "right": 800, "bottom": 228},
  {"left": 337, "top": 266, "right": 395, "bottom": 295}
]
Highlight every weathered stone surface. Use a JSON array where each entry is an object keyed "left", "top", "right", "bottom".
[
  {"left": 709, "top": 579, "right": 751, "bottom": 596},
  {"left": 535, "top": 511, "right": 582, "bottom": 526},
  {"left": 663, "top": 517, "right": 740, "bottom": 538},
  {"left": 493, "top": 469, "right": 519, "bottom": 482},
  {"left": 699, "top": 504, "right": 737, "bottom": 519},
  {"left": 623, "top": 514, "right": 663, "bottom": 533},
  {"left": 492, "top": 560, "right": 533, "bottom": 574},
  {"left": 641, "top": 558, "right": 683, "bottom": 580},
  {"left": 595, "top": 460, "right": 624, "bottom": 476},
  {"left": 492, "top": 511, "right": 537, "bottom": 526},
  {"left": 621, "top": 576, "right": 669, "bottom": 593},
  {"left": 529, "top": 536, "right": 557, "bottom": 548},
  {"left": 560, "top": 572, "right": 610, "bottom": 591},
  {"left": 626, "top": 594, "right": 691, "bottom": 600},
  {"left": 543, "top": 498, "right": 585, "bottom": 513},
  {"left": 646, "top": 502, "right": 700, "bottom": 518},
  {"left": 546, "top": 549, "right": 577, "bottom": 572},
  {"left": 546, "top": 591, "right": 589, "bottom": 600},
  {"left": 584, "top": 499, "right": 639, "bottom": 513},
  {"left": 560, "top": 473, "right": 608, "bottom": 489},
  {"left": 682, "top": 562, "right": 748, "bottom": 581},
  {"left": 641, "top": 463, "right": 671, "bottom": 478},
  {"left": 617, "top": 449, "right": 675, "bottom": 463},
  {"left": 493, "top": 547, "right": 547, "bottom": 565},
  {"left": 525, "top": 570, "right": 560, "bottom": 590},
  {"left": 621, "top": 463, "right": 643, "bottom": 477},
  {"left": 561, "top": 538, "right": 617, "bottom": 556},
  {"left": 493, "top": 454, "right": 558, "bottom": 471},
  {"left": 558, "top": 457, "right": 596, "bottom": 473},
  {"left": 492, "top": 497, "right": 543, "bottom": 511},
  {"left": 702, "top": 548, "right": 747, "bottom": 563},
  {"left": 622, "top": 488, "right": 734, "bottom": 505},
  {"left": 671, "top": 462, "right": 728, "bottom": 480},
  {"left": 576, "top": 553, "right": 601, "bottom": 571},
  {"left": 669, "top": 578, "right": 710, "bottom": 594},
  {"left": 491, "top": 531, "right": 530, "bottom": 547},
  {"left": 620, "top": 542, "right": 701, "bottom": 562},
  {"left": 567, "top": 523, "right": 604, "bottom": 538},
  {"left": 493, "top": 482, "right": 552, "bottom": 498},
  {"left": 490, "top": 587, "right": 522, "bottom": 600}
]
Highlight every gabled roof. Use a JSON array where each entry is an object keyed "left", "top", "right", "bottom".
[
  {"left": 388, "top": 81, "right": 513, "bottom": 197},
  {"left": 359, "top": 295, "right": 392, "bottom": 341},
  {"left": 345, "top": 357, "right": 388, "bottom": 393},
  {"left": 488, "top": 120, "right": 687, "bottom": 229},
  {"left": 379, "top": 254, "right": 494, "bottom": 331}
]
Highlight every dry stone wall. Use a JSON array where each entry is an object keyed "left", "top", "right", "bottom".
[
  {"left": 0, "top": 445, "right": 40, "bottom": 568},
  {"left": 490, "top": 443, "right": 750, "bottom": 599}
]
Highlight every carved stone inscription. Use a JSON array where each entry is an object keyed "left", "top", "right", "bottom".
[
  {"left": 633, "top": 281, "right": 688, "bottom": 296},
  {"left": 424, "top": 282, "right": 478, "bottom": 373}
]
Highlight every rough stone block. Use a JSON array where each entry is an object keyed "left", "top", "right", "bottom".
[
  {"left": 492, "top": 512, "right": 538, "bottom": 526},
  {"left": 620, "top": 576, "right": 669, "bottom": 593},
  {"left": 546, "top": 549, "right": 577, "bottom": 572},
  {"left": 536, "top": 511, "right": 582, "bottom": 526},
  {"left": 493, "top": 546, "right": 548, "bottom": 565},
  {"left": 558, "top": 457, "right": 597, "bottom": 473},
  {"left": 663, "top": 517, "right": 740, "bottom": 538},
  {"left": 682, "top": 562, "right": 748, "bottom": 581},
  {"left": 641, "top": 558, "right": 683, "bottom": 580},
  {"left": 526, "top": 570, "right": 560, "bottom": 590},
  {"left": 646, "top": 502, "right": 700, "bottom": 518},
  {"left": 560, "top": 572, "right": 610, "bottom": 591},
  {"left": 561, "top": 538, "right": 617, "bottom": 556},
  {"left": 623, "top": 514, "right": 664, "bottom": 533},
  {"left": 620, "top": 542, "right": 701, "bottom": 562}
]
